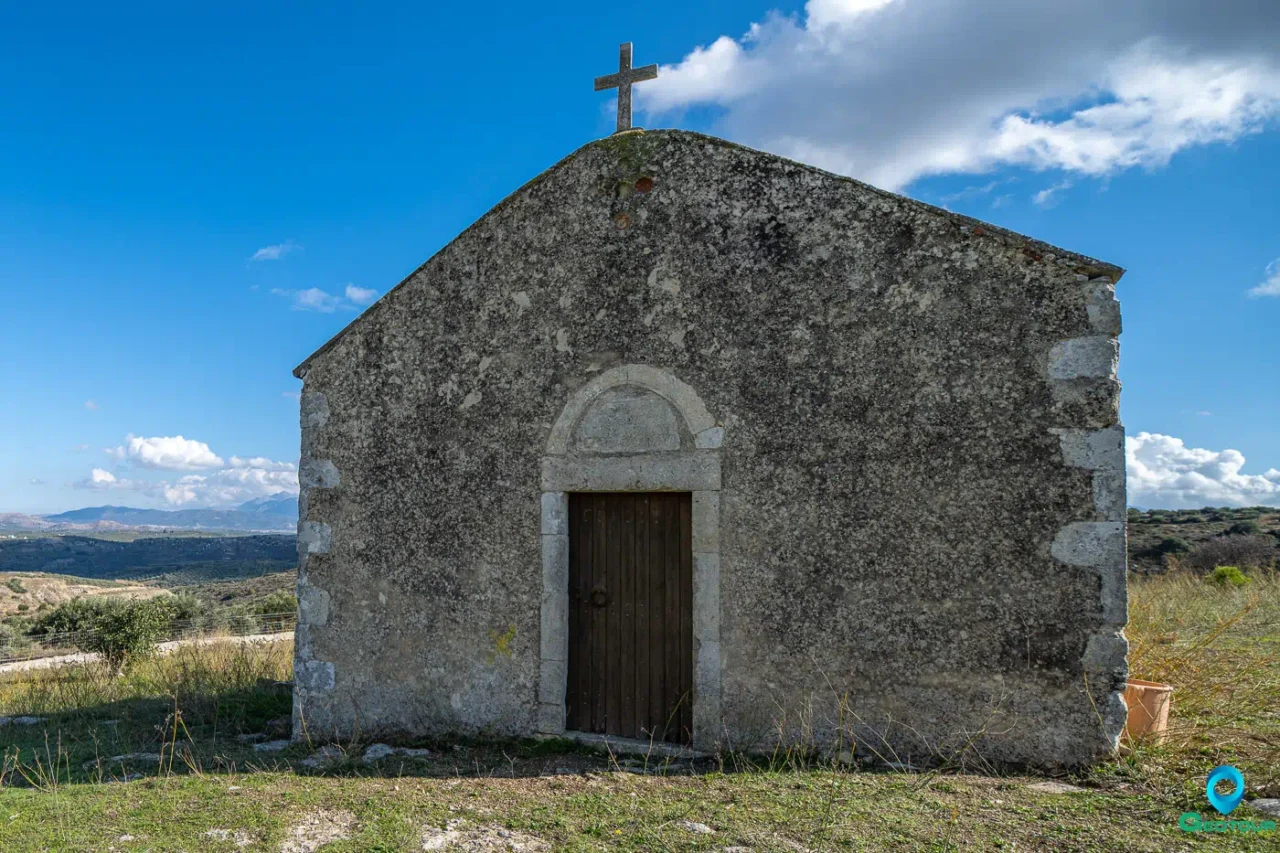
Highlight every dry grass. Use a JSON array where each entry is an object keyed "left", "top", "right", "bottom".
[
  {"left": 1107, "top": 567, "right": 1280, "bottom": 797},
  {"left": 1, "top": 637, "right": 293, "bottom": 748}
]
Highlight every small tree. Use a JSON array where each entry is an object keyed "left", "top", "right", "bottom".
[{"left": 74, "top": 599, "right": 171, "bottom": 673}]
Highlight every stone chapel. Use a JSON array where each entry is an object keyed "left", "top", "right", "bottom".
[{"left": 290, "top": 125, "right": 1128, "bottom": 768}]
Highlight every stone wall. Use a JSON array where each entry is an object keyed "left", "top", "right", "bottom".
[{"left": 292, "top": 129, "right": 1126, "bottom": 768}]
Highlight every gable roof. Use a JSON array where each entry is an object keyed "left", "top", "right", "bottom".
[{"left": 293, "top": 129, "right": 1124, "bottom": 379}]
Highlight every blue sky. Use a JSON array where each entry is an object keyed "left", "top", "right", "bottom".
[{"left": 2, "top": 0, "right": 1278, "bottom": 513}]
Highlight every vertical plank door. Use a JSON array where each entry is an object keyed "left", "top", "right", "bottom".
[{"left": 566, "top": 492, "right": 693, "bottom": 744}]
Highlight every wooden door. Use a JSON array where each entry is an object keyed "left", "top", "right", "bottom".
[{"left": 566, "top": 492, "right": 693, "bottom": 744}]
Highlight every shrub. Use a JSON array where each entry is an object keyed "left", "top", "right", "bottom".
[
  {"left": 1155, "top": 537, "right": 1191, "bottom": 555},
  {"left": 5, "top": 577, "right": 26, "bottom": 594},
  {"left": 28, "top": 596, "right": 173, "bottom": 673},
  {"left": 75, "top": 599, "right": 171, "bottom": 673},
  {"left": 1207, "top": 565, "right": 1252, "bottom": 588},
  {"left": 1226, "top": 520, "right": 1261, "bottom": 536},
  {"left": 29, "top": 596, "right": 108, "bottom": 636},
  {"left": 154, "top": 591, "right": 210, "bottom": 630},
  {"left": 253, "top": 590, "right": 297, "bottom": 617},
  {"left": 0, "top": 621, "right": 23, "bottom": 651},
  {"left": 1185, "top": 535, "right": 1277, "bottom": 573},
  {"left": 252, "top": 590, "right": 297, "bottom": 632}
]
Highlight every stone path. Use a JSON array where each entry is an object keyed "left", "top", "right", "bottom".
[{"left": 0, "top": 631, "right": 293, "bottom": 673}]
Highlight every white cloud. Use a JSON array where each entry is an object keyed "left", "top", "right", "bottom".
[
  {"left": 73, "top": 456, "right": 298, "bottom": 507},
  {"left": 250, "top": 240, "right": 301, "bottom": 262},
  {"left": 228, "top": 456, "right": 296, "bottom": 472},
  {"left": 107, "top": 435, "right": 225, "bottom": 471},
  {"left": 28, "top": 478, "right": 45, "bottom": 486},
  {"left": 161, "top": 463, "right": 299, "bottom": 507},
  {"left": 1248, "top": 259, "right": 1280, "bottom": 297},
  {"left": 71, "top": 444, "right": 90, "bottom": 452},
  {"left": 74, "top": 468, "right": 147, "bottom": 493},
  {"left": 639, "top": 1, "right": 1280, "bottom": 190},
  {"left": 1032, "top": 179, "right": 1073, "bottom": 208},
  {"left": 1127, "top": 431, "right": 1280, "bottom": 508},
  {"left": 938, "top": 179, "right": 1010, "bottom": 208},
  {"left": 282, "top": 391, "right": 301, "bottom": 402},
  {"left": 84, "top": 400, "right": 98, "bottom": 410},
  {"left": 272, "top": 287, "right": 343, "bottom": 313},
  {"left": 272, "top": 285, "right": 377, "bottom": 312},
  {"left": 807, "top": 0, "right": 898, "bottom": 29}
]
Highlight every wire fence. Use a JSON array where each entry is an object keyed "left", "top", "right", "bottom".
[{"left": 0, "top": 611, "right": 297, "bottom": 665}]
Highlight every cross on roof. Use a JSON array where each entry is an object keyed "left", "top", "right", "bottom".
[{"left": 594, "top": 42, "right": 658, "bottom": 134}]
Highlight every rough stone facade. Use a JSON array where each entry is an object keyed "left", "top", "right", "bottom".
[{"left": 291, "top": 129, "right": 1127, "bottom": 768}]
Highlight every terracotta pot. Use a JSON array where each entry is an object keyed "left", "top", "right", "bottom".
[{"left": 1124, "top": 679, "right": 1173, "bottom": 744}]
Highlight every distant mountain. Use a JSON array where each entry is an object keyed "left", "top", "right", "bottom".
[
  {"left": 235, "top": 493, "right": 298, "bottom": 519},
  {"left": 23, "top": 493, "right": 299, "bottom": 533}
]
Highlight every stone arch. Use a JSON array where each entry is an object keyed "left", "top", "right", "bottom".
[
  {"left": 545, "top": 364, "right": 723, "bottom": 456},
  {"left": 536, "top": 364, "right": 724, "bottom": 751}
]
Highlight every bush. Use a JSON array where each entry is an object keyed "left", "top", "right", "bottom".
[
  {"left": 0, "top": 621, "right": 24, "bottom": 652},
  {"left": 1185, "top": 535, "right": 1277, "bottom": 573},
  {"left": 253, "top": 590, "right": 297, "bottom": 617},
  {"left": 1226, "top": 520, "right": 1261, "bottom": 536},
  {"left": 1207, "top": 565, "right": 1252, "bottom": 588},
  {"left": 29, "top": 596, "right": 173, "bottom": 673},
  {"left": 30, "top": 596, "right": 109, "bottom": 636},
  {"left": 5, "top": 577, "right": 26, "bottom": 594},
  {"left": 1155, "top": 537, "right": 1191, "bottom": 555},
  {"left": 154, "top": 591, "right": 210, "bottom": 631},
  {"left": 75, "top": 599, "right": 172, "bottom": 673}
]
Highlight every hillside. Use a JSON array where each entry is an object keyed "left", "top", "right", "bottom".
[
  {"left": 0, "top": 534, "right": 295, "bottom": 582},
  {"left": 0, "top": 572, "right": 169, "bottom": 618},
  {"left": 1127, "top": 505, "right": 1280, "bottom": 572},
  {"left": 0, "top": 493, "right": 297, "bottom": 534}
]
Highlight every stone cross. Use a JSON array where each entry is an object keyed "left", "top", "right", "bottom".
[{"left": 594, "top": 42, "right": 658, "bottom": 134}]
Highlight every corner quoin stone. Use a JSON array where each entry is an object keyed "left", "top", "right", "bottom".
[
  {"left": 295, "top": 660, "right": 335, "bottom": 693},
  {"left": 1055, "top": 426, "right": 1124, "bottom": 471},
  {"left": 1082, "top": 632, "right": 1128, "bottom": 675},
  {"left": 1085, "top": 281, "right": 1122, "bottom": 336},
  {"left": 1093, "top": 470, "right": 1126, "bottom": 522},
  {"left": 300, "top": 458, "right": 340, "bottom": 489},
  {"left": 300, "top": 390, "right": 330, "bottom": 429},
  {"left": 1050, "top": 522, "right": 1125, "bottom": 568},
  {"left": 298, "top": 521, "right": 332, "bottom": 555},
  {"left": 1049, "top": 337, "right": 1119, "bottom": 380},
  {"left": 297, "top": 583, "right": 331, "bottom": 627}
]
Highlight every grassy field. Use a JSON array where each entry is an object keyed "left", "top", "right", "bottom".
[{"left": 0, "top": 570, "right": 1277, "bottom": 851}]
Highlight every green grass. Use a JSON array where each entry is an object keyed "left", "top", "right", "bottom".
[{"left": 0, "top": 571, "right": 1277, "bottom": 851}]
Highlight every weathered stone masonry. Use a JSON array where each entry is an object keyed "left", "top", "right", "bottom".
[{"left": 290, "top": 129, "right": 1128, "bottom": 767}]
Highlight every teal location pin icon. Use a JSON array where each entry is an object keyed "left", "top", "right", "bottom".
[{"left": 1206, "top": 765, "right": 1245, "bottom": 815}]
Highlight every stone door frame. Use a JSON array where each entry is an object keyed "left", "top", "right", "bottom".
[{"left": 537, "top": 365, "right": 723, "bottom": 751}]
